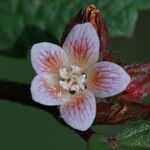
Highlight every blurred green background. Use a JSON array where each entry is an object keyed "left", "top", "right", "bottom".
[{"left": 0, "top": 1, "right": 150, "bottom": 150}]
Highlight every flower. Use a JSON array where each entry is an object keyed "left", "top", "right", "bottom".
[{"left": 30, "top": 23, "right": 131, "bottom": 131}]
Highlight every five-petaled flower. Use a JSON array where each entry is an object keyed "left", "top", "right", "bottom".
[{"left": 30, "top": 23, "right": 131, "bottom": 131}]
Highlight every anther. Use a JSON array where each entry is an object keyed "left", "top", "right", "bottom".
[{"left": 69, "top": 90, "right": 76, "bottom": 94}]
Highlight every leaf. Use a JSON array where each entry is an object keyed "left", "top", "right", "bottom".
[
  {"left": 135, "top": 0, "right": 150, "bottom": 10},
  {"left": 0, "top": 0, "right": 150, "bottom": 57},
  {"left": 118, "top": 121, "right": 150, "bottom": 149},
  {"left": 0, "top": 14, "right": 24, "bottom": 50},
  {"left": 88, "top": 121, "right": 150, "bottom": 150},
  {"left": 87, "top": 134, "right": 109, "bottom": 150}
]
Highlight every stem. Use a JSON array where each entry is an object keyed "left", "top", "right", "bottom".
[
  {"left": 0, "top": 79, "right": 94, "bottom": 141},
  {"left": 1, "top": 79, "right": 150, "bottom": 141}
]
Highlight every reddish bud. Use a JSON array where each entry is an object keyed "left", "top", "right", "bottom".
[
  {"left": 103, "top": 51, "right": 116, "bottom": 62},
  {"left": 120, "top": 63, "right": 150, "bottom": 101},
  {"left": 61, "top": 4, "right": 109, "bottom": 53},
  {"left": 84, "top": 4, "right": 109, "bottom": 53}
]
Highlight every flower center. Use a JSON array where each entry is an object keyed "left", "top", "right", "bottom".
[{"left": 59, "top": 65, "right": 87, "bottom": 94}]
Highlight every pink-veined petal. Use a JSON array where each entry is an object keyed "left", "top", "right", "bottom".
[
  {"left": 31, "top": 42, "right": 68, "bottom": 74},
  {"left": 31, "top": 75, "right": 67, "bottom": 106},
  {"left": 63, "top": 23, "right": 99, "bottom": 69},
  {"left": 60, "top": 90, "right": 96, "bottom": 131},
  {"left": 87, "top": 61, "right": 131, "bottom": 98}
]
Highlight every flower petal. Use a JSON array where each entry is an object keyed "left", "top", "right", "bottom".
[
  {"left": 63, "top": 23, "right": 99, "bottom": 69},
  {"left": 87, "top": 61, "right": 131, "bottom": 98},
  {"left": 31, "top": 75, "right": 66, "bottom": 106},
  {"left": 31, "top": 42, "right": 68, "bottom": 74},
  {"left": 60, "top": 90, "right": 96, "bottom": 131}
]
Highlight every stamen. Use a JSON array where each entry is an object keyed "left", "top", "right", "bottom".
[
  {"left": 59, "top": 80, "right": 70, "bottom": 90},
  {"left": 82, "top": 73, "right": 87, "bottom": 79},
  {"left": 60, "top": 68, "right": 69, "bottom": 79},
  {"left": 71, "top": 65, "right": 81, "bottom": 73},
  {"left": 59, "top": 65, "right": 87, "bottom": 93},
  {"left": 69, "top": 90, "right": 76, "bottom": 94}
]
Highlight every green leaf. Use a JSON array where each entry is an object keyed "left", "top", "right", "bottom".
[
  {"left": 0, "top": 14, "right": 24, "bottom": 50},
  {"left": 87, "top": 134, "right": 109, "bottom": 150},
  {"left": 118, "top": 121, "right": 150, "bottom": 150},
  {"left": 0, "top": 0, "right": 150, "bottom": 57},
  {"left": 135, "top": 0, "right": 150, "bottom": 10},
  {"left": 88, "top": 121, "right": 150, "bottom": 150}
]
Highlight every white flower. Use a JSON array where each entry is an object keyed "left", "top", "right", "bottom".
[{"left": 30, "top": 23, "right": 131, "bottom": 131}]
